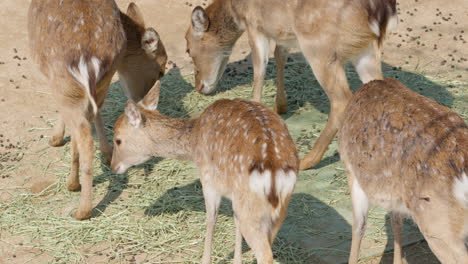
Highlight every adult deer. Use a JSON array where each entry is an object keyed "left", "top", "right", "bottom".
[
  {"left": 185, "top": 0, "right": 397, "bottom": 170},
  {"left": 340, "top": 79, "right": 468, "bottom": 264},
  {"left": 111, "top": 81, "right": 299, "bottom": 263},
  {"left": 28, "top": 0, "right": 167, "bottom": 220}
]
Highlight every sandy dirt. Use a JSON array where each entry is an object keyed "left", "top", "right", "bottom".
[{"left": 0, "top": 0, "right": 466, "bottom": 263}]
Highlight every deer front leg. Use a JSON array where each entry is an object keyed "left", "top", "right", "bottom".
[
  {"left": 273, "top": 45, "right": 289, "bottom": 114},
  {"left": 247, "top": 28, "right": 269, "bottom": 103}
]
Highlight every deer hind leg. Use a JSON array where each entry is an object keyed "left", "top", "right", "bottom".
[
  {"left": 391, "top": 212, "right": 404, "bottom": 264},
  {"left": 201, "top": 182, "right": 221, "bottom": 264},
  {"left": 61, "top": 101, "right": 95, "bottom": 220},
  {"left": 352, "top": 42, "right": 383, "bottom": 84},
  {"left": 233, "top": 199, "right": 273, "bottom": 264},
  {"left": 94, "top": 111, "right": 112, "bottom": 165},
  {"left": 49, "top": 117, "right": 66, "bottom": 147},
  {"left": 233, "top": 214, "right": 243, "bottom": 264},
  {"left": 298, "top": 45, "right": 352, "bottom": 169},
  {"left": 67, "top": 136, "right": 81, "bottom": 191},
  {"left": 348, "top": 175, "right": 369, "bottom": 264},
  {"left": 273, "top": 45, "right": 289, "bottom": 114},
  {"left": 247, "top": 28, "right": 270, "bottom": 103}
]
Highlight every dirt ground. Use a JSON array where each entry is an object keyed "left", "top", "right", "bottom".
[{"left": 0, "top": 0, "right": 466, "bottom": 263}]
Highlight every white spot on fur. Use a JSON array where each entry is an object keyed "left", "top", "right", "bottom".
[
  {"left": 90, "top": 56, "right": 101, "bottom": 80},
  {"left": 67, "top": 56, "right": 97, "bottom": 115},
  {"left": 249, "top": 170, "right": 272, "bottom": 197},
  {"left": 453, "top": 171, "right": 468, "bottom": 208}
]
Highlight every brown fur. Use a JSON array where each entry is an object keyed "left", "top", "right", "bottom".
[
  {"left": 111, "top": 82, "right": 299, "bottom": 263},
  {"left": 28, "top": 0, "right": 167, "bottom": 220},
  {"left": 340, "top": 78, "right": 468, "bottom": 264},
  {"left": 185, "top": 0, "right": 396, "bottom": 170}
]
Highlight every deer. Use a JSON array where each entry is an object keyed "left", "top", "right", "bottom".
[
  {"left": 28, "top": 0, "right": 167, "bottom": 220},
  {"left": 339, "top": 78, "right": 468, "bottom": 264},
  {"left": 185, "top": 0, "right": 398, "bottom": 170},
  {"left": 110, "top": 81, "right": 299, "bottom": 263}
]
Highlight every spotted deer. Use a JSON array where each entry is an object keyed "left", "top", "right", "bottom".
[
  {"left": 185, "top": 0, "right": 397, "bottom": 170},
  {"left": 111, "top": 81, "right": 299, "bottom": 263},
  {"left": 28, "top": 0, "right": 167, "bottom": 220},
  {"left": 339, "top": 79, "right": 468, "bottom": 264}
]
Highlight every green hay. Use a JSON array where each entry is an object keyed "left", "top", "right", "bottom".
[{"left": 0, "top": 60, "right": 466, "bottom": 263}]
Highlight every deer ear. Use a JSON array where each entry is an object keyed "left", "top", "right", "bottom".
[
  {"left": 125, "top": 100, "right": 142, "bottom": 127},
  {"left": 191, "top": 6, "right": 209, "bottom": 33},
  {"left": 142, "top": 28, "right": 159, "bottom": 55},
  {"left": 127, "top": 2, "right": 146, "bottom": 28},
  {"left": 141, "top": 81, "right": 161, "bottom": 111}
]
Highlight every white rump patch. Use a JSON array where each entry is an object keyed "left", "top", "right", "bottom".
[
  {"left": 352, "top": 179, "right": 369, "bottom": 229},
  {"left": 387, "top": 15, "right": 398, "bottom": 33},
  {"left": 90, "top": 56, "right": 101, "bottom": 80},
  {"left": 67, "top": 55, "right": 98, "bottom": 115},
  {"left": 453, "top": 171, "right": 468, "bottom": 208},
  {"left": 275, "top": 170, "right": 296, "bottom": 201},
  {"left": 249, "top": 169, "right": 272, "bottom": 197},
  {"left": 369, "top": 19, "right": 380, "bottom": 37}
]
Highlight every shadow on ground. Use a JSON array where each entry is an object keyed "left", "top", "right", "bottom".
[{"left": 144, "top": 180, "right": 352, "bottom": 263}]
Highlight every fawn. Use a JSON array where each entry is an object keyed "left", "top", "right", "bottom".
[
  {"left": 339, "top": 78, "right": 468, "bottom": 264},
  {"left": 28, "top": 0, "right": 167, "bottom": 220},
  {"left": 111, "top": 81, "right": 299, "bottom": 263},
  {"left": 185, "top": 0, "right": 397, "bottom": 170}
]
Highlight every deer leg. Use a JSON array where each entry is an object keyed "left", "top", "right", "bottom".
[
  {"left": 62, "top": 104, "right": 95, "bottom": 220},
  {"left": 348, "top": 175, "right": 369, "bottom": 264},
  {"left": 234, "top": 214, "right": 243, "bottom": 264},
  {"left": 49, "top": 117, "right": 66, "bottom": 147},
  {"left": 201, "top": 182, "right": 221, "bottom": 264},
  {"left": 299, "top": 48, "right": 352, "bottom": 169},
  {"left": 352, "top": 42, "right": 383, "bottom": 84},
  {"left": 67, "top": 136, "right": 81, "bottom": 191},
  {"left": 274, "top": 45, "right": 289, "bottom": 114},
  {"left": 247, "top": 28, "right": 270, "bottom": 103},
  {"left": 391, "top": 212, "right": 404, "bottom": 264},
  {"left": 94, "top": 111, "right": 112, "bottom": 165}
]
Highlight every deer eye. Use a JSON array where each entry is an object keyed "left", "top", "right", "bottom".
[{"left": 115, "top": 139, "right": 122, "bottom": 146}]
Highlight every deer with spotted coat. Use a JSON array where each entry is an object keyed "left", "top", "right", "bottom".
[
  {"left": 340, "top": 79, "right": 468, "bottom": 264},
  {"left": 28, "top": 0, "right": 167, "bottom": 220},
  {"left": 110, "top": 81, "right": 299, "bottom": 263},
  {"left": 185, "top": 0, "right": 397, "bottom": 170}
]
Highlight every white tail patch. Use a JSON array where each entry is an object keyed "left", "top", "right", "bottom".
[
  {"left": 249, "top": 169, "right": 271, "bottom": 197},
  {"left": 67, "top": 55, "right": 98, "bottom": 115},
  {"left": 453, "top": 171, "right": 468, "bottom": 208},
  {"left": 275, "top": 169, "right": 296, "bottom": 201},
  {"left": 90, "top": 56, "right": 101, "bottom": 80}
]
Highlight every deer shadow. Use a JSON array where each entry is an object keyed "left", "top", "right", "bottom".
[{"left": 144, "top": 180, "right": 353, "bottom": 264}]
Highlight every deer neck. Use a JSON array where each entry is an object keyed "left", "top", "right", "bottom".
[
  {"left": 145, "top": 113, "right": 198, "bottom": 161},
  {"left": 207, "top": 0, "right": 244, "bottom": 48}
]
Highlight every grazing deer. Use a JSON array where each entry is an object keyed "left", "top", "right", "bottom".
[
  {"left": 185, "top": 0, "right": 397, "bottom": 170},
  {"left": 111, "top": 81, "right": 299, "bottom": 263},
  {"left": 28, "top": 0, "right": 167, "bottom": 220},
  {"left": 339, "top": 78, "right": 468, "bottom": 264}
]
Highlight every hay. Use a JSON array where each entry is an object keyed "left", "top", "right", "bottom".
[{"left": 0, "top": 60, "right": 466, "bottom": 263}]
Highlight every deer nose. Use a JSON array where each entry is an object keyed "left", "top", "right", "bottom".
[
  {"left": 111, "top": 163, "right": 125, "bottom": 174},
  {"left": 196, "top": 82, "right": 205, "bottom": 93}
]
